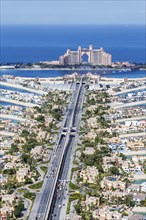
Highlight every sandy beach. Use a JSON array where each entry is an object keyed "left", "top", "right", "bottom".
[
  {"left": 0, "top": 97, "right": 39, "bottom": 107},
  {"left": 0, "top": 82, "right": 47, "bottom": 95},
  {"left": 0, "top": 114, "right": 28, "bottom": 122},
  {"left": 123, "top": 150, "right": 146, "bottom": 156},
  {"left": 132, "top": 206, "right": 146, "bottom": 213},
  {"left": 0, "top": 131, "right": 15, "bottom": 137},
  {"left": 101, "top": 76, "right": 146, "bottom": 81},
  {"left": 119, "top": 132, "right": 146, "bottom": 138},
  {"left": 112, "top": 100, "right": 146, "bottom": 109},
  {"left": 134, "top": 174, "right": 146, "bottom": 180},
  {"left": 116, "top": 116, "right": 146, "bottom": 123},
  {"left": 113, "top": 85, "right": 146, "bottom": 96}
]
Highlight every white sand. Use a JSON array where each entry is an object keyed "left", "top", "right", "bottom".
[
  {"left": 0, "top": 114, "right": 28, "bottom": 122},
  {"left": 1, "top": 82, "right": 47, "bottom": 95},
  {"left": 0, "top": 97, "right": 39, "bottom": 107},
  {"left": 132, "top": 206, "right": 146, "bottom": 213},
  {"left": 0, "top": 131, "right": 15, "bottom": 137},
  {"left": 123, "top": 150, "right": 146, "bottom": 156},
  {"left": 134, "top": 174, "right": 146, "bottom": 180}
]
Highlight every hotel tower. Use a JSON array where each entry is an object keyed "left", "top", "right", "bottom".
[{"left": 59, "top": 45, "right": 112, "bottom": 66}]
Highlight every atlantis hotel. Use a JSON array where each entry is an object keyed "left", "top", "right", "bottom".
[{"left": 59, "top": 44, "right": 112, "bottom": 66}]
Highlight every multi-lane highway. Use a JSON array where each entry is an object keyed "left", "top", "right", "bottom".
[
  {"left": 29, "top": 79, "right": 86, "bottom": 220},
  {"left": 51, "top": 83, "right": 86, "bottom": 220}
]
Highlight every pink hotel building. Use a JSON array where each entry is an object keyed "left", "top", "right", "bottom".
[{"left": 59, "top": 45, "right": 112, "bottom": 66}]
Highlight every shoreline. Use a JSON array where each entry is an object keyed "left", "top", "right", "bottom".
[
  {"left": 123, "top": 150, "right": 146, "bottom": 156},
  {"left": 0, "top": 67, "right": 144, "bottom": 71},
  {"left": 1, "top": 76, "right": 64, "bottom": 80},
  {"left": 0, "top": 82, "right": 47, "bottom": 95},
  {"left": 132, "top": 207, "right": 146, "bottom": 213},
  {"left": 112, "top": 101, "right": 146, "bottom": 109},
  {"left": 134, "top": 174, "right": 146, "bottom": 180},
  {"left": 112, "top": 85, "right": 146, "bottom": 96},
  {"left": 0, "top": 68, "right": 146, "bottom": 72},
  {"left": 1, "top": 76, "right": 146, "bottom": 81},
  {"left": 0, "top": 97, "right": 39, "bottom": 107},
  {"left": 1, "top": 69, "right": 145, "bottom": 80},
  {"left": 0, "top": 114, "right": 28, "bottom": 122},
  {"left": 0, "top": 131, "right": 15, "bottom": 137}
]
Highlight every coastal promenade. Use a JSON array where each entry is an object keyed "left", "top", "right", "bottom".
[
  {"left": 0, "top": 82, "right": 47, "bottom": 95},
  {"left": 0, "top": 97, "right": 39, "bottom": 107}
]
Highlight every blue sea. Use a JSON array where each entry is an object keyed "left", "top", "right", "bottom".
[
  {"left": 0, "top": 24, "right": 145, "bottom": 107},
  {"left": 1, "top": 24, "right": 145, "bottom": 63},
  {"left": 0, "top": 69, "right": 146, "bottom": 78}
]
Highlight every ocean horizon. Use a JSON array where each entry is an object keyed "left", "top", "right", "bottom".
[{"left": 1, "top": 24, "right": 145, "bottom": 63}]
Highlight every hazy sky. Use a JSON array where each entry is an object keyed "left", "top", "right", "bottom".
[{"left": 1, "top": 0, "right": 145, "bottom": 25}]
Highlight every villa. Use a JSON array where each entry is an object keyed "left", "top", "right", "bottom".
[
  {"left": 127, "top": 184, "right": 141, "bottom": 193},
  {"left": 16, "top": 167, "right": 30, "bottom": 183},
  {"left": 83, "top": 195, "right": 99, "bottom": 210},
  {"left": 92, "top": 206, "right": 122, "bottom": 220},
  {"left": 0, "top": 206, "right": 14, "bottom": 220},
  {"left": 101, "top": 178, "right": 126, "bottom": 191},
  {"left": 1, "top": 194, "right": 16, "bottom": 206},
  {"left": 132, "top": 193, "right": 146, "bottom": 204},
  {"left": 122, "top": 161, "right": 142, "bottom": 173},
  {"left": 80, "top": 166, "right": 99, "bottom": 184},
  {"left": 83, "top": 147, "right": 95, "bottom": 155},
  {"left": 141, "top": 182, "right": 146, "bottom": 192}
]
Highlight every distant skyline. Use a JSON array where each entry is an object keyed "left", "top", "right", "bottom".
[{"left": 1, "top": 0, "right": 145, "bottom": 25}]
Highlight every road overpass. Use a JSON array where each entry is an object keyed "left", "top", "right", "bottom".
[{"left": 29, "top": 79, "right": 86, "bottom": 220}]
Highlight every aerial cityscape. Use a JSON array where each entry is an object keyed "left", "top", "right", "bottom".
[{"left": 0, "top": 1, "right": 146, "bottom": 220}]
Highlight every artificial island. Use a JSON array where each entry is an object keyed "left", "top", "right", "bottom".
[
  {"left": 0, "top": 70, "right": 146, "bottom": 220},
  {"left": 0, "top": 44, "right": 145, "bottom": 70}
]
